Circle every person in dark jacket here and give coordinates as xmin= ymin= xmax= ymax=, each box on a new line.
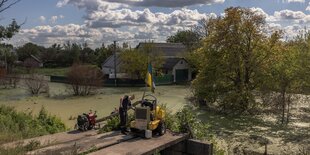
xmin=119 ymin=94 xmax=135 ymax=134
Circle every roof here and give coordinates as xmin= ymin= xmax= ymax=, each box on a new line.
xmin=136 ymin=43 xmax=186 ymax=58
xmin=29 ymin=55 xmax=42 ymax=63
xmin=102 ymin=53 xmax=122 ymax=72
xmin=162 ymin=58 xmax=186 ymax=69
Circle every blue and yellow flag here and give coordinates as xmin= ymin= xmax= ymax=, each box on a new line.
xmin=146 ymin=63 xmax=155 ymax=93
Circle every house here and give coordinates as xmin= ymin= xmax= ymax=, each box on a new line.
xmin=101 ymin=42 xmax=192 ymax=83
xmin=136 ymin=42 xmax=186 ymax=58
xmin=101 ymin=53 xmax=130 ymax=79
xmin=23 ymin=55 xmax=43 ymax=68
xmin=161 ymin=58 xmax=192 ymax=83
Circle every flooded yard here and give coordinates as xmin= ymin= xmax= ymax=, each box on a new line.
xmin=0 ymin=83 xmax=191 ymax=128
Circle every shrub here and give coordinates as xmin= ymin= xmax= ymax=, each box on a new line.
xmin=0 ymin=105 xmax=66 ymax=145
xmin=99 ymin=113 xmax=134 ymax=133
xmin=99 ymin=116 xmax=120 ymax=133
xmin=24 ymin=74 xmax=49 ymax=95
xmin=67 ymin=64 xmax=103 ymax=96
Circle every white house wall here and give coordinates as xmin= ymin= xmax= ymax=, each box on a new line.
xmin=172 ymin=59 xmax=192 ymax=82
xmin=102 ymin=67 xmax=113 ymax=75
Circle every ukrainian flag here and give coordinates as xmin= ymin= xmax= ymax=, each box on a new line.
xmin=146 ymin=63 xmax=155 ymax=93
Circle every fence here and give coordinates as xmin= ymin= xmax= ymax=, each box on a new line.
xmin=50 ymin=74 xmax=175 ymax=87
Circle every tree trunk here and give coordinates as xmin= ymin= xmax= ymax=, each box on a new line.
xmin=281 ymin=90 xmax=286 ymax=125
xmin=286 ymin=95 xmax=291 ymax=124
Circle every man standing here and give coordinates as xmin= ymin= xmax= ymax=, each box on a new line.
xmin=119 ymin=94 xmax=135 ymax=134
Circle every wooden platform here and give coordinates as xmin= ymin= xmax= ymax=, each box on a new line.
xmin=89 ymin=131 xmax=189 ymax=155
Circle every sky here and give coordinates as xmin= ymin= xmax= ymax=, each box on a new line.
xmin=1 ymin=0 xmax=310 ymax=48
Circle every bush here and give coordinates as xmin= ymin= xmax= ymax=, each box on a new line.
xmin=0 ymin=105 xmax=66 ymax=145
xmin=99 ymin=116 xmax=120 ymax=133
xmin=24 ymin=74 xmax=49 ymax=95
xmin=163 ymin=105 xmax=210 ymax=140
xmin=67 ymin=64 xmax=103 ymax=96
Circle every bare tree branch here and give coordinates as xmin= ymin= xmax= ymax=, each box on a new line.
xmin=0 ymin=0 xmax=21 ymax=13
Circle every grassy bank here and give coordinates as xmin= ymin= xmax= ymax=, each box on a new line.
xmin=0 ymin=105 xmax=66 ymax=145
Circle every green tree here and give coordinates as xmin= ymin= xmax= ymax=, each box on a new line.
xmin=192 ymin=7 xmax=271 ymax=114
xmin=94 ymin=44 xmax=113 ymax=68
xmin=16 ymin=42 xmax=43 ymax=61
xmin=120 ymin=43 xmax=164 ymax=79
xmin=167 ymin=30 xmax=201 ymax=50
xmin=262 ymin=32 xmax=310 ymax=124
xmin=0 ymin=19 xmax=20 ymax=40
xmin=0 ymin=44 xmax=17 ymax=73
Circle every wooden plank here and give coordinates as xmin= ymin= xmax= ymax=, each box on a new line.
xmin=96 ymin=101 xmax=141 ymax=123
xmin=89 ymin=131 xmax=189 ymax=155
xmin=26 ymin=131 xmax=136 ymax=155
xmin=2 ymin=101 xmax=141 ymax=149
xmin=1 ymin=130 xmax=98 ymax=149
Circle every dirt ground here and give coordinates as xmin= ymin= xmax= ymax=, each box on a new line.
xmin=196 ymin=95 xmax=310 ymax=155
xmin=0 ymin=83 xmax=191 ymax=128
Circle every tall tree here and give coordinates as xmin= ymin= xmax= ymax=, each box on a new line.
xmin=167 ymin=30 xmax=200 ymax=50
xmin=120 ymin=43 xmax=164 ymax=79
xmin=16 ymin=42 xmax=42 ymax=61
xmin=0 ymin=0 xmax=21 ymax=13
xmin=94 ymin=43 xmax=113 ymax=68
xmin=192 ymin=7 xmax=271 ymax=114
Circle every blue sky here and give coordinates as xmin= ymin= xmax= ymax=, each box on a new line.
xmin=1 ymin=0 xmax=310 ymax=48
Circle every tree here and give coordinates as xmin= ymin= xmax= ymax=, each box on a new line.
xmin=0 ymin=0 xmax=21 ymax=41
xmin=167 ymin=30 xmax=200 ymax=50
xmin=0 ymin=44 xmax=17 ymax=73
xmin=192 ymin=7 xmax=271 ymax=114
xmin=262 ymin=32 xmax=310 ymax=124
xmin=24 ymin=74 xmax=49 ymax=95
xmin=94 ymin=44 xmax=113 ymax=68
xmin=0 ymin=19 xmax=20 ymax=40
xmin=16 ymin=42 xmax=42 ymax=61
xmin=67 ymin=64 xmax=103 ymax=96
xmin=80 ymin=43 xmax=96 ymax=64
xmin=0 ymin=0 xmax=21 ymax=13
xmin=120 ymin=43 xmax=164 ymax=79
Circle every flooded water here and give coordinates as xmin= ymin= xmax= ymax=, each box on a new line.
xmin=0 ymin=83 xmax=191 ymax=128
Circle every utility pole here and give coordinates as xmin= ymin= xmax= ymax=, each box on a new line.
xmin=113 ymin=41 xmax=117 ymax=87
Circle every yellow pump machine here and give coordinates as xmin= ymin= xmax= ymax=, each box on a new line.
xmin=130 ymin=94 xmax=166 ymax=137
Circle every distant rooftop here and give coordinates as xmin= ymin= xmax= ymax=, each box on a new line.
xmin=136 ymin=42 xmax=186 ymax=58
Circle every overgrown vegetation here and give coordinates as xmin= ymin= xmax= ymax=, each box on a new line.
xmin=99 ymin=104 xmax=212 ymax=140
xmin=99 ymin=115 xmax=120 ymax=133
xmin=67 ymin=64 xmax=103 ymax=96
xmin=0 ymin=105 xmax=66 ymax=145
xmin=120 ymin=43 xmax=164 ymax=79
xmin=24 ymin=74 xmax=49 ymax=95
xmin=182 ymin=7 xmax=310 ymax=125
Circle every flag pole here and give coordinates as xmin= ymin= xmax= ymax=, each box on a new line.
xmin=142 ymin=56 xmax=149 ymax=101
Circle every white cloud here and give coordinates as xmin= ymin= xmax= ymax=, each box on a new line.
xmin=85 ymin=8 xmax=216 ymax=28
xmin=306 ymin=2 xmax=310 ymax=11
xmin=39 ymin=16 xmax=46 ymax=23
xmin=50 ymin=16 xmax=58 ymax=24
xmin=11 ymin=1 xmax=307 ymax=48
xmin=287 ymin=0 xmax=305 ymax=3
xmin=57 ymin=0 xmax=224 ymax=8
xmin=10 ymin=24 xmax=137 ymax=48
xmin=274 ymin=9 xmax=306 ymax=19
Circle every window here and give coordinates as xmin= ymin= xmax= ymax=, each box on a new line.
xmin=180 ymin=60 xmax=183 ymax=64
